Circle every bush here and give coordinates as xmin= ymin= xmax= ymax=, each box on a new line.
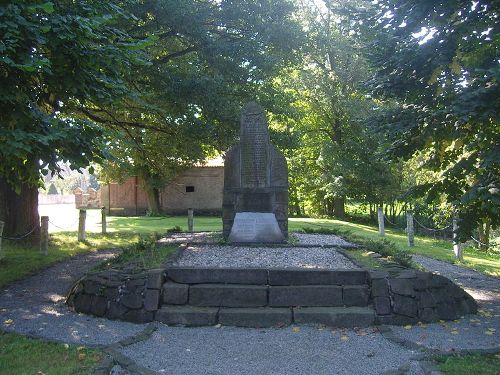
xmin=359 ymin=238 xmax=413 ymax=268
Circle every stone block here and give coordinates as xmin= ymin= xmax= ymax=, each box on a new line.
xmin=419 ymin=308 xmax=439 ymax=323
xmin=371 ymin=279 xmax=389 ymax=297
xmin=104 ymin=287 xmax=119 ymax=300
xmin=106 ymin=302 xmax=128 ymax=319
xmin=219 ymin=307 xmax=292 ymax=328
xmin=166 ymin=267 xmax=268 ymax=284
xmin=268 ymin=269 xmax=367 ymax=286
xmin=144 ymin=289 xmax=160 ymax=311
xmin=83 ymin=280 xmax=100 ymax=295
xmin=126 ymin=278 xmax=146 ymax=287
xmin=293 ymin=307 xmax=375 ymax=327
xmin=123 ymin=309 xmax=154 ymax=324
xmin=189 ymin=284 xmax=267 ymax=307
xmin=269 ymin=285 xmax=342 ymax=307
xmin=155 ymin=306 xmax=218 ymax=326
xmin=90 ymin=296 xmax=108 ymax=317
xmin=146 ymin=269 xmax=164 ymax=289
xmin=389 ymin=278 xmax=415 ymax=297
xmin=343 ymin=286 xmax=369 ymax=306
xmin=417 ymin=290 xmax=438 ymax=309
xmin=74 ymin=294 xmax=92 ymax=314
xmin=373 ymin=297 xmax=392 ymax=315
xmin=120 ymin=292 xmax=143 ymax=309
xmin=436 ymin=302 xmax=461 ymax=320
xmin=392 ymin=294 xmax=418 ymax=318
xmin=162 ymin=282 xmax=189 ymax=305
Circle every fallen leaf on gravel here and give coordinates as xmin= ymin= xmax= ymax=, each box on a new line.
xmin=215 ymin=324 xmax=221 ymax=328
xmin=484 ymin=331 xmax=495 ymax=335
xmin=292 ymin=327 xmax=300 ymax=333
xmin=3 ymin=319 xmax=13 ymax=325
xmin=470 ymin=319 xmax=481 ymax=323
xmin=403 ymin=325 xmax=412 ymax=330
xmin=366 ymin=352 xmax=375 ymax=358
xmin=450 ymin=330 xmax=459 ymax=335
xmin=340 ymin=335 xmax=349 ymax=341
xmin=487 ymin=328 xmax=496 ymax=332
xmin=356 ymin=330 xmax=368 ymax=336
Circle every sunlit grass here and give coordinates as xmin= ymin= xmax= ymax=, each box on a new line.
xmin=0 ymin=331 xmax=103 ymax=375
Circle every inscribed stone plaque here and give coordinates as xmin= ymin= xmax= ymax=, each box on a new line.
xmin=228 ymin=212 xmax=285 ymax=243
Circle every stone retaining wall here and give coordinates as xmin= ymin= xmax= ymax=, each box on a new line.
xmin=67 ymin=266 xmax=477 ymax=327
xmin=370 ymin=270 xmax=477 ymax=325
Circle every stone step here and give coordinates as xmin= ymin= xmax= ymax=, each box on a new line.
xmin=161 ymin=283 xmax=370 ymax=308
xmin=154 ymin=305 xmax=376 ymax=328
xmin=293 ymin=306 xmax=375 ymax=327
xmin=165 ymin=266 xmax=369 ymax=286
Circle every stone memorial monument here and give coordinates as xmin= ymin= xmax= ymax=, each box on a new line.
xmin=223 ymin=102 xmax=288 ymax=242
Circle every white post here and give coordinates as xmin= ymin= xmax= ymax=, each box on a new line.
xmin=406 ymin=211 xmax=415 ymax=247
xmin=452 ymin=213 xmax=463 ymax=261
xmin=0 ymin=220 xmax=4 ymax=261
xmin=377 ymin=207 xmax=385 ymax=236
xmin=188 ymin=208 xmax=194 ymax=233
xmin=101 ymin=207 xmax=107 ymax=234
xmin=78 ymin=209 xmax=86 ymax=242
xmin=40 ymin=216 xmax=49 ymax=256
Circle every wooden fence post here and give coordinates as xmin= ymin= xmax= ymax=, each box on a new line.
xmin=188 ymin=208 xmax=194 ymax=233
xmin=452 ymin=213 xmax=463 ymax=261
xmin=101 ymin=207 xmax=107 ymax=234
xmin=40 ymin=216 xmax=49 ymax=256
xmin=78 ymin=209 xmax=86 ymax=242
xmin=377 ymin=207 xmax=385 ymax=236
xmin=406 ymin=211 xmax=415 ymax=247
xmin=0 ymin=220 xmax=4 ymax=261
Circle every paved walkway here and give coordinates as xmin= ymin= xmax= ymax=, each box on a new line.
xmin=0 ymin=246 xmax=498 ymax=375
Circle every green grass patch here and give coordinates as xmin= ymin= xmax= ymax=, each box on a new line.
xmin=0 ymin=331 xmax=103 ymax=375
xmin=0 ymin=232 xmax=143 ymax=288
xmin=433 ymin=353 xmax=500 ymax=375
xmin=94 ymin=233 xmax=177 ymax=272
xmin=290 ymin=218 xmax=500 ymax=276
xmin=107 ymin=215 xmax=222 ymax=233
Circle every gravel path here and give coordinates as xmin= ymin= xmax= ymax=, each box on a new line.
xmin=0 ymin=249 xmax=145 ymax=346
xmin=173 ymin=245 xmax=359 ymax=269
xmin=295 ymin=233 xmax=355 ymax=247
xmin=119 ymin=325 xmax=419 ymax=375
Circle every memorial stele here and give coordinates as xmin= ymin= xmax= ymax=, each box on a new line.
xmin=223 ymin=102 xmax=288 ymax=243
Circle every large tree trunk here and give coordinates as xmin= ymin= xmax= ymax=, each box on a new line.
xmin=333 ymin=197 xmax=345 ymax=219
xmin=0 ymin=177 xmax=40 ymax=244
xmin=477 ymin=219 xmax=490 ymax=250
xmin=143 ymin=184 xmax=161 ymax=215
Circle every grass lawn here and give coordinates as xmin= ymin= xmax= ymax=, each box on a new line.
xmin=0 ymin=331 xmax=103 ymax=375
xmin=433 ymin=353 xmax=500 ymax=375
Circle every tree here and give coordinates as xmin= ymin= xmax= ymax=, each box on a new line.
xmin=279 ymin=0 xmax=400 ymax=218
xmin=93 ymin=0 xmax=304 ymax=214
xmin=0 ymin=1 xmax=149 ymax=240
xmin=361 ymin=0 xmax=499 ymax=241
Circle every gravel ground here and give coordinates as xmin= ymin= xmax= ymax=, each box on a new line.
xmin=157 ymin=232 xmax=218 ymax=245
xmin=0 ymin=249 xmax=145 ymax=346
xmin=295 ymin=233 xmax=355 ymax=247
xmin=173 ymin=245 xmax=359 ymax=269
xmin=119 ymin=325 xmax=419 ymax=375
